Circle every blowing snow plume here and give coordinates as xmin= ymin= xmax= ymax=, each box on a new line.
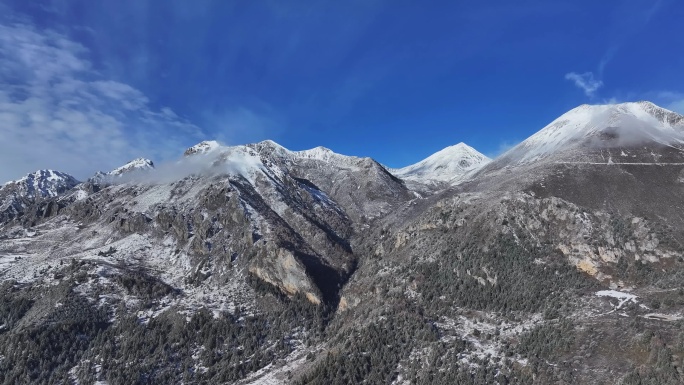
xmin=103 ymin=140 xmax=268 ymax=186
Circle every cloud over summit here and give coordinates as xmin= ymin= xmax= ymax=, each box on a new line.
xmin=565 ymin=72 xmax=603 ymax=98
xmin=0 ymin=22 xmax=206 ymax=184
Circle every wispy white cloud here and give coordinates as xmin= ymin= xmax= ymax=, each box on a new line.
xmin=667 ymin=100 xmax=684 ymax=114
xmin=657 ymin=91 xmax=684 ymax=114
xmin=570 ymin=1 xmax=668 ymax=104
xmin=564 ymin=72 xmax=603 ymax=98
xmin=0 ymin=22 xmax=206 ymax=184
xmin=485 ymin=139 xmax=521 ymax=158
xmin=597 ymin=47 xmax=618 ymax=77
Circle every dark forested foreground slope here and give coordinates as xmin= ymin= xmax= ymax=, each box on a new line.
xmin=2 ymin=102 xmax=684 ymax=384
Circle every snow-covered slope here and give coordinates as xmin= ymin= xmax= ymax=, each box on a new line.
xmin=391 ymin=142 xmax=491 ymax=185
xmin=89 ymin=158 xmax=155 ymax=185
xmin=466 ymin=101 xmax=684 ymax=226
xmin=179 ymin=139 xmax=411 ymax=223
xmin=184 ymin=140 xmax=221 ymax=156
xmin=109 ymin=158 xmax=155 ymax=176
xmin=496 ymin=101 xmax=684 ymax=166
xmin=244 ymin=139 xmax=367 ymax=170
xmin=185 ymin=139 xmax=376 ymax=179
xmin=0 ymin=138 xmax=406 ymax=317
xmin=294 ymin=146 xmax=362 ymax=168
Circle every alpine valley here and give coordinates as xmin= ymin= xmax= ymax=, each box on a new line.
xmin=3 ymin=101 xmax=684 ymax=385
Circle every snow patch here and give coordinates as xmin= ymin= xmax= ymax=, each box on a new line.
xmin=596 ymin=290 xmax=638 ymax=310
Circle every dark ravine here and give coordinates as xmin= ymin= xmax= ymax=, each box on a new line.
xmin=2 ymin=102 xmax=684 ymax=384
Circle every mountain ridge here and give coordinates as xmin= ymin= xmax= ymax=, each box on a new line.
xmin=2 ymin=100 xmax=684 ymax=384
xmin=0 ymin=169 xmax=79 ymax=198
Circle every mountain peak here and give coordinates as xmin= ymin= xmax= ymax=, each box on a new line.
xmin=257 ymin=139 xmax=283 ymax=147
xmin=88 ymin=158 xmax=155 ymax=185
xmin=562 ymin=101 xmax=683 ymax=127
xmin=248 ymin=140 xmax=291 ymax=157
xmin=1 ymin=169 xmax=79 ymax=199
xmin=391 ymin=142 xmax=491 ymax=185
xmin=109 ymin=158 xmax=155 ymax=176
xmin=493 ymin=101 xmax=684 ymax=167
xmin=295 ymin=146 xmax=349 ymax=163
xmin=184 ymin=140 xmax=222 ymax=156
xmin=442 ymin=142 xmax=480 ymax=153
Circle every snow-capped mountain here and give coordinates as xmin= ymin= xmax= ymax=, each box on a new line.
xmin=247 ymin=139 xmax=383 ymax=172
xmin=180 ymin=139 xmax=411 ymax=223
xmin=494 ymin=101 xmax=684 ymax=167
xmin=109 ymin=158 xmax=155 ymax=176
xmin=469 ymin=101 xmax=684 ymax=236
xmin=184 ymin=140 xmax=221 ymax=156
xmin=176 ymin=140 xmax=365 ymax=182
xmin=4 ymin=102 xmax=684 ymax=384
xmin=89 ymin=158 xmax=155 ymax=185
xmin=0 ymin=169 xmax=79 ymax=199
xmin=0 ymin=138 xmax=409 ymax=311
xmin=390 ymin=142 xmax=490 ymax=186
xmin=0 ymin=169 xmax=79 ymax=222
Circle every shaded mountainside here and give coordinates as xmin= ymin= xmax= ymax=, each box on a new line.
xmin=2 ymin=102 xmax=684 ymax=384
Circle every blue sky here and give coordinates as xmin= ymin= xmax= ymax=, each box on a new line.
xmin=1 ymin=0 xmax=684 ymax=182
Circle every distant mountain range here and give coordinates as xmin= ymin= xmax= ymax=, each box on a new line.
xmin=2 ymin=101 xmax=684 ymax=384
